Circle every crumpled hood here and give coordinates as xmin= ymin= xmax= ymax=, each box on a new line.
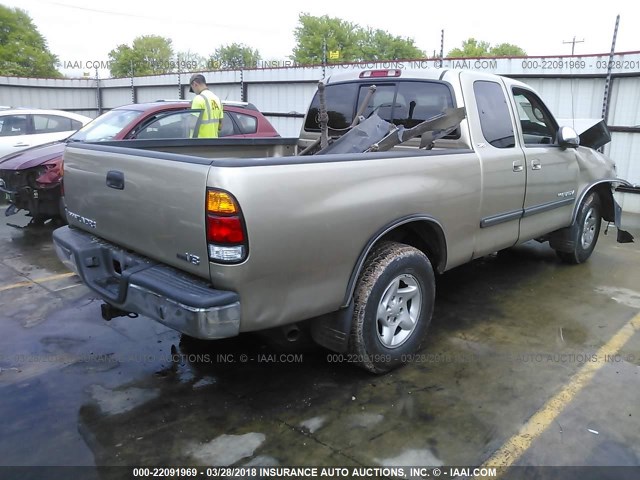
xmin=0 ymin=142 xmax=65 ymax=171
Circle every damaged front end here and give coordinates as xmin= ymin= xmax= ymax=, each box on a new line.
xmin=0 ymin=158 xmax=64 ymax=222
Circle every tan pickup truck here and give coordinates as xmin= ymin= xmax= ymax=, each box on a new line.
xmin=52 ymin=69 xmax=637 ymax=373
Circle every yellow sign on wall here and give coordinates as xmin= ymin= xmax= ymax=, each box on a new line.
xmin=328 ymin=51 xmax=340 ymax=60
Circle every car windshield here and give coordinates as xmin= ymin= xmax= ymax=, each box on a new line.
xmin=69 ymin=109 xmax=142 ymax=142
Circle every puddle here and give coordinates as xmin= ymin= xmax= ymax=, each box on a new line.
xmin=376 ymin=448 xmax=443 ymax=467
xmin=349 ymin=413 xmax=384 ymax=429
xmin=88 ymin=384 xmax=160 ymax=415
xmin=594 ymin=286 xmax=640 ymax=309
xmin=193 ymin=377 xmax=216 ymax=389
xmin=244 ymin=455 xmax=279 ymax=467
xmin=300 ymin=416 xmax=326 ymax=433
xmin=185 ymin=433 xmax=266 ymax=466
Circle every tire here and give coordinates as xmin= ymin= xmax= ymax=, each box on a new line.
xmin=556 ymin=192 xmax=601 ymax=264
xmin=349 ymin=242 xmax=435 ymax=373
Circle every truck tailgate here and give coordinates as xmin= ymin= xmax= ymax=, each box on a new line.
xmin=62 ymin=143 xmax=211 ymax=279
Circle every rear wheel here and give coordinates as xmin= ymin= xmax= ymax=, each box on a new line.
xmin=556 ymin=192 xmax=601 ymax=264
xmin=349 ymin=242 xmax=435 ymax=373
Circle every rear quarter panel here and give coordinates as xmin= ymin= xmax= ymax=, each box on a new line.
xmin=207 ymin=151 xmax=481 ymax=332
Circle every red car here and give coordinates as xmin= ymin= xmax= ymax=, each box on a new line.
xmin=0 ymin=101 xmax=279 ymax=224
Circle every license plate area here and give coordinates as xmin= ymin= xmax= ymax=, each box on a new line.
xmin=78 ymin=245 xmax=154 ymax=304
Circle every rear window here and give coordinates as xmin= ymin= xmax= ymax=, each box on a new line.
xmin=304 ymin=80 xmax=456 ymax=133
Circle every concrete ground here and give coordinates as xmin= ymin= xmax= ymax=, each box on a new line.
xmin=0 ymin=211 xmax=638 ymax=479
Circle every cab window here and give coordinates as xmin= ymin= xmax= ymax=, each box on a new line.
xmin=473 ymin=81 xmax=515 ymax=148
xmin=304 ymin=80 xmax=457 ymax=135
xmin=392 ymin=82 xmax=455 ymax=129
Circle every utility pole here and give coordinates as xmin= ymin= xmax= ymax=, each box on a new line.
xmin=440 ymin=29 xmax=444 ymax=61
xmin=130 ymin=60 xmax=135 ymax=103
xmin=95 ymin=66 xmax=102 ymax=115
xmin=563 ymin=36 xmax=584 ymax=55
xmin=601 ymin=15 xmax=620 ymax=123
xmin=322 ymin=37 xmax=327 ymax=79
xmin=177 ymin=54 xmax=182 ymax=100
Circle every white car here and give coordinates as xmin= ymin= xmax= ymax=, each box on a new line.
xmin=0 ymin=108 xmax=92 ymax=157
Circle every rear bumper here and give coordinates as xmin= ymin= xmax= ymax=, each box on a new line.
xmin=52 ymin=226 xmax=241 ymax=339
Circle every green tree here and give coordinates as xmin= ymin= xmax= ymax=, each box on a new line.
xmin=490 ymin=43 xmax=527 ymax=57
xmin=447 ymin=38 xmax=491 ymax=58
xmin=0 ymin=5 xmax=61 ymax=77
xmin=291 ymin=14 xmax=425 ymax=64
xmin=447 ymin=38 xmax=527 ymax=58
xmin=176 ymin=50 xmax=206 ymax=71
xmin=292 ymin=14 xmax=362 ymax=64
xmin=209 ymin=43 xmax=260 ymax=69
xmin=360 ymin=28 xmax=425 ymax=61
xmin=108 ymin=35 xmax=174 ymax=77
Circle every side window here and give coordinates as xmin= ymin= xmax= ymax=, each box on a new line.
xmin=473 ymin=81 xmax=515 ymax=148
xmin=0 ymin=115 xmax=29 ymax=136
xmin=33 ymin=114 xmax=74 ymax=133
xmin=512 ymin=88 xmax=558 ymax=145
xmin=71 ymin=119 xmax=84 ymax=130
xmin=228 ymin=112 xmax=257 ymax=134
xmin=133 ymin=110 xmax=200 ymax=139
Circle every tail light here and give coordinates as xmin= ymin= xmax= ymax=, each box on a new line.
xmin=206 ymin=189 xmax=247 ymax=263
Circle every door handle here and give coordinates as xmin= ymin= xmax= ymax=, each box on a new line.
xmin=13 ymin=143 xmax=29 ymax=147
xmin=512 ymin=161 xmax=524 ymax=172
xmin=106 ymin=170 xmax=125 ymax=190
xmin=531 ymin=159 xmax=542 ymax=170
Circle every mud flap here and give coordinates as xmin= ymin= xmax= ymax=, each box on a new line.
xmin=613 ymin=185 xmax=640 ymax=243
xmin=309 ymin=304 xmax=355 ymax=353
xmin=613 ymin=200 xmax=634 ymax=243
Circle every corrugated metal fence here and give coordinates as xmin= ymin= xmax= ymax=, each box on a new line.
xmin=2 ymin=52 xmax=639 ymax=212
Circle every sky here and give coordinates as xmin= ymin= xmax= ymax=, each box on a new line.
xmin=3 ymin=0 xmax=640 ymax=77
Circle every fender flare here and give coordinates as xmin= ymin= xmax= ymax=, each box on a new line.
xmin=572 ymin=178 xmax=630 ymax=224
xmin=341 ymin=214 xmax=447 ymax=307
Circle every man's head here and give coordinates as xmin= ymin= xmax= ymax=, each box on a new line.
xmin=189 ymin=73 xmax=207 ymax=94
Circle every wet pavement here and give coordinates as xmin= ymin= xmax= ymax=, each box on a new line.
xmin=0 ymin=211 xmax=639 ymax=479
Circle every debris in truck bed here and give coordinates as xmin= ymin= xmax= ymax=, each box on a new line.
xmin=314 ymin=108 xmax=466 ymax=155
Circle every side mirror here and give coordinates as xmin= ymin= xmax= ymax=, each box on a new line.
xmin=558 ymin=126 xmax=579 ymax=148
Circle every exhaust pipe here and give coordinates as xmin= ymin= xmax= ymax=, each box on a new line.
xmin=283 ymin=325 xmax=301 ymax=342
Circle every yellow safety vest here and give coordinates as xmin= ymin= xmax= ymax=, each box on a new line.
xmin=191 ymin=90 xmax=223 ymax=138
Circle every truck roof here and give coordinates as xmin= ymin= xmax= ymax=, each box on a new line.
xmin=324 ymin=68 xmax=535 ymax=92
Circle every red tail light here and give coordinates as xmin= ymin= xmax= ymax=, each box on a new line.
xmin=206 ymin=216 xmax=244 ymax=244
xmin=206 ymin=189 xmax=247 ymax=263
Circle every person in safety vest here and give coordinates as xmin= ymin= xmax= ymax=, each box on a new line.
xmin=188 ymin=73 xmax=223 ymax=138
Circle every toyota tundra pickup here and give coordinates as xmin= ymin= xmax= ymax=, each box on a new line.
xmin=52 ymin=68 xmax=637 ymax=373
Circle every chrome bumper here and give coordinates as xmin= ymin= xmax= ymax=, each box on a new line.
xmin=52 ymin=226 xmax=241 ymax=339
